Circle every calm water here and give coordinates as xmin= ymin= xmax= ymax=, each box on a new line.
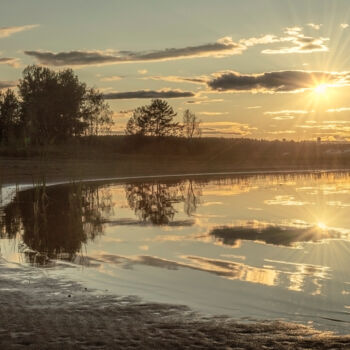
xmin=1 ymin=172 xmax=350 ymax=333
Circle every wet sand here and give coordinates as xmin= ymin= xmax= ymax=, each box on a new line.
xmin=2 ymin=158 xmax=350 ymax=349
xmin=1 ymin=259 xmax=350 ymax=349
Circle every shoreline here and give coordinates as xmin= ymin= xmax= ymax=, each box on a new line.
xmin=2 ymin=156 xmax=350 ymax=186
xmin=1 ymin=156 xmax=350 ymax=187
xmin=1 ymin=258 xmax=350 ymax=349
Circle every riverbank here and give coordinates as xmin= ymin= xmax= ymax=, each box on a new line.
xmin=1 ymin=258 xmax=350 ymax=349
xmin=2 ymin=156 xmax=350 ymax=186
xmin=1 ymin=136 xmax=350 ymax=184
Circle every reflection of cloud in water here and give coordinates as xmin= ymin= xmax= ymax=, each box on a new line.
xmin=99 ymin=254 xmax=278 ymax=286
xmin=98 ymin=253 xmax=330 ymax=293
xmin=210 ymin=222 xmax=349 ymax=247
xmin=326 ymin=201 xmax=350 ymax=208
xmin=265 ymin=195 xmax=312 ymax=206
xmin=264 ymin=259 xmax=331 ymax=295
xmin=202 ymin=201 xmax=223 ymax=207
xmin=296 ymin=183 xmax=350 ymax=195
xmin=203 ymin=185 xmax=258 ymax=197
xmin=184 ymin=255 xmax=277 ymax=286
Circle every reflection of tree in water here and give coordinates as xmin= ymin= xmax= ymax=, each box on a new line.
xmin=0 ymin=183 xmax=113 ymax=265
xmin=180 ymin=180 xmax=202 ymax=216
xmin=125 ymin=180 xmax=202 ymax=225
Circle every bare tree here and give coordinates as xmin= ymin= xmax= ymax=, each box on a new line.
xmin=182 ymin=109 xmax=201 ymax=138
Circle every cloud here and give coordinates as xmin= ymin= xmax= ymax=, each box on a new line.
xmin=326 ymin=107 xmax=350 ymax=113
xmin=100 ymin=75 xmax=123 ymax=82
xmin=261 ymin=27 xmax=328 ymax=54
xmin=141 ymin=75 xmax=207 ymax=85
xmin=208 ymin=70 xmax=347 ymax=94
xmin=271 ymin=116 xmax=295 ymax=120
xmin=201 ymin=121 xmax=256 ymax=136
xmin=267 ymin=130 xmax=296 ymax=134
xmin=138 ymin=69 xmax=148 ymax=74
xmin=25 ymin=36 xmax=244 ymax=66
xmin=265 ymin=110 xmax=312 ymax=120
xmin=234 ymin=26 xmax=328 ymax=55
xmin=298 ymin=120 xmax=350 ymax=130
xmin=264 ymin=110 xmax=310 ymax=116
xmin=185 ymin=98 xmax=224 ymax=105
xmin=307 ymin=23 xmax=322 ymax=30
xmin=0 ymin=81 xmax=17 ymax=89
xmin=284 ymin=27 xmax=303 ymax=35
xmin=0 ymin=24 xmax=39 ymax=38
xmin=200 ymin=111 xmax=229 ymax=116
xmin=0 ymin=57 xmax=20 ymax=68
xmin=104 ymin=89 xmax=195 ymax=99
xmin=240 ymin=34 xmax=281 ymax=47
xmin=296 ymin=121 xmax=350 ymax=141
xmin=341 ymin=23 xmax=349 ymax=29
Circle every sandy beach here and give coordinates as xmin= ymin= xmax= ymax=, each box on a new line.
xmin=1 ymin=257 xmax=350 ymax=349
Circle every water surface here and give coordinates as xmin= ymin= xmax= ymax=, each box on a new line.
xmin=1 ymin=172 xmax=350 ymax=333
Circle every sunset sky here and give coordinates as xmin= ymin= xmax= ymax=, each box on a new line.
xmin=1 ymin=0 xmax=350 ymax=140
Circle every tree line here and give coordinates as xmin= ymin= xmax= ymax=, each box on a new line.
xmin=0 ymin=65 xmax=202 ymax=146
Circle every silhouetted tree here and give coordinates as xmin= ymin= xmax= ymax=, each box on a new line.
xmin=18 ymin=65 xmax=113 ymax=144
xmin=0 ymin=89 xmax=20 ymax=144
xmin=83 ymin=88 xmax=113 ymax=136
xmin=182 ymin=109 xmax=201 ymax=138
xmin=125 ymin=99 xmax=182 ymax=137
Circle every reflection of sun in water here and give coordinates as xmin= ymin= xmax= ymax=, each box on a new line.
xmin=317 ymin=221 xmax=327 ymax=230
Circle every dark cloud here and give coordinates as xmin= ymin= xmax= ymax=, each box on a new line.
xmin=0 ymin=57 xmax=20 ymax=67
xmin=208 ymin=70 xmax=345 ymax=93
xmin=24 ymin=37 xmax=243 ymax=66
xmin=23 ymin=27 xmax=329 ymax=68
xmin=0 ymin=81 xmax=16 ymax=89
xmin=142 ymin=75 xmax=207 ymax=85
xmin=104 ymin=89 xmax=195 ymax=99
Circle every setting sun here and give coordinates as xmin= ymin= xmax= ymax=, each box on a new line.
xmin=314 ymin=84 xmax=328 ymax=95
